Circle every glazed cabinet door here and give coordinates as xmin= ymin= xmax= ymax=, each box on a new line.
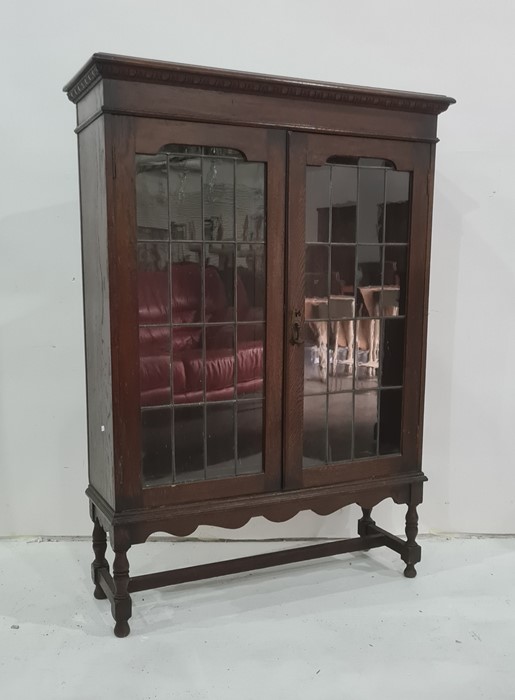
xmin=283 ymin=132 xmax=432 ymax=489
xmin=108 ymin=116 xmax=285 ymax=507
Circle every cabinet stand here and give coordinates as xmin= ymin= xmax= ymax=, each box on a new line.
xmin=89 ymin=478 xmax=423 ymax=637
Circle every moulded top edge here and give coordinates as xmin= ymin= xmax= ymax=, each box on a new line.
xmin=63 ymin=52 xmax=455 ymax=115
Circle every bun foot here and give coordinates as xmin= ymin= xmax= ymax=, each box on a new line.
xmin=94 ymin=584 xmax=107 ymax=600
xmin=114 ymin=620 xmax=130 ymax=638
xmin=404 ymin=564 xmax=417 ymax=578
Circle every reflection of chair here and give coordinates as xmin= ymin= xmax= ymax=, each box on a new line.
xmin=357 ymin=287 xmax=381 ymax=377
xmin=305 ymin=296 xmax=355 ymax=381
xmin=304 ymin=298 xmax=328 ymax=380
xmin=306 ymin=284 xmax=401 ymax=383
xmin=328 ymin=297 xmax=355 ymax=377
xmin=356 ymin=285 xmax=400 ymax=377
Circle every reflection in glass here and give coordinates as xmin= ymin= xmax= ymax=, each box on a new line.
xmin=385 ymin=171 xmax=410 ymax=243
xmin=328 ymin=393 xmax=352 ymax=462
xmin=205 ymin=244 xmax=235 ymax=321
xmin=192 ymin=147 xmax=244 ymax=158
xmin=328 ymin=318 xmax=354 ymax=392
xmin=237 ymin=244 xmax=265 ymax=320
xmin=169 ymin=155 xmax=202 ymax=240
xmin=328 ymin=295 xmax=355 ymax=320
xmin=141 ymin=407 xmax=172 ymax=483
xmin=236 ymin=323 xmax=264 ymax=398
xmin=358 ymin=158 xmax=393 ymax=168
xmin=384 ymin=246 xmax=407 ymax=315
xmin=381 ymin=319 xmax=405 ymax=387
xmin=357 ymin=168 xmax=385 ymax=244
xmin=135 ymin=147 xmax=267 ymax=486
xmin=171 ymin=240 xmax=202 ymax=265
xmin=304 ymin=317 xmax=354 ymax=394
xmin=136 ymin=155 xmax=168 ymax=240
xmin=205 ymin=325 xmax=234 ymax=401
xmin=140 ymin=326 xmax=171 ymax=407
xmin=159 ymin=144 xmax=202 ymax=155
xmin=331 ymin=247 xmax=355 ymax=300
xmin=170 ymin=243 xmax=202 ymax=324
xmin=354 ymin=391 xmax=378 ymax=458
xmin=137 ymin=242 xmax=170 ymax=325
xmin=331 ymin=166 xmax=357 ymax=243
xmin=170 ymin=321 xmax=202 ymax=357
xmin=302 ymin=161 xmax=411 ymax=469
xmin=304 ymin=321 xmax=328 ymax=393
xmin=303 ymin=395 xmax=327 ymax=467
xmin=327 ymin=157 xmax=394 ymax=168
xmin=175 ymin=326 xmax=204 ymax=399
xmin=174 ymin=405 xmax=205 ymax=482
xmin=357 ymin=245 xmax=383 ymax=294
xmin=381 ymin=287 xmax=401 ymax=316
xmin=206 ymin=403 xmax=235 ymax=477
xmin=306 ymin=166 xmax=331 ymax=243
xmin=305 ymin=298 xmax=327 ymax=321
xmin=379 ymin=389 xmax=403 ymax=454
xmin=203 ymin=148 xmax=242 ymax=158
xmin=355 ymin=317 xmax=380 ymax=390
xmin=237 ymin=400 xmax=263 ymax=474
xmin=203 ymin=158 xmax=234 ymax=240
xmin=236 ymin=162 xmax=265 ymax=241
xmin=305 ymin=245 xmax=329 ymax=299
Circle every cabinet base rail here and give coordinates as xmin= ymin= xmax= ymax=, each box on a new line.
xmin=97 ymin=534 xmax=388 ymax=599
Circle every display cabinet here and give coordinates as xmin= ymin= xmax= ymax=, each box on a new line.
xmin=64 ymin=53 xmax=454 ymax=636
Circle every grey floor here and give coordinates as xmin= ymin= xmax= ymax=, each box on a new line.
xmin=1 ymin=536 xmax=514 ymax=699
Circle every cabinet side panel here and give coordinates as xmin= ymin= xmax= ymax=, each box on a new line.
xmin=78 ymin=117 xmax=115 ymax=505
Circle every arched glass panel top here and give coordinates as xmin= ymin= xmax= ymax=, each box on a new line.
xmin=158 ymin=144 xmax=246 ymax=159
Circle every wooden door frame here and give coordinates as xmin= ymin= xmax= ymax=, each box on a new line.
xmin=283 ymin=131 xmax=432 ymax=490
xmin=107 ymin=116 xmax=286 ymax=509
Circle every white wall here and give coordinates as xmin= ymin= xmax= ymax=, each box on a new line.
xmin=1 ymin=0 xmax=514 ymax=537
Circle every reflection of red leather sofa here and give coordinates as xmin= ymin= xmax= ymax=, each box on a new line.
xmin=139 ymin=263 xmax=263 ymax=407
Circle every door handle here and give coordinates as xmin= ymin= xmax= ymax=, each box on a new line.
xmin=291 ymin=309 xmax=304 ymax=345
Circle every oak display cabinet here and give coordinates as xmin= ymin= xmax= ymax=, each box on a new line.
xmin=64 ymin=53 xmax=454 ymax=637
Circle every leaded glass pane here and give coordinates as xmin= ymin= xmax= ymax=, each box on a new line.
xmin=303 ymin=160 xmax=410 ymax=466
xmin=136 ymin=149 xmax=266 ymax=485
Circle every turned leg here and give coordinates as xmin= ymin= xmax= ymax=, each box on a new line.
xmin=357 ymin=507 xmax=376 ymax=551
xmin=357 ymin=507 xmax=375 ymax=537
xmin=112 ymin=543 xmax=132 ymax=638
xmin=402 ymin=503 xmax=421 ymax=578
xmin=91 ymin=519 xmax=109 ymax=600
